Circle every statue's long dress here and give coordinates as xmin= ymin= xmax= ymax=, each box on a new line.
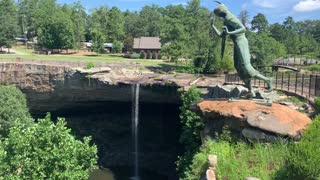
xmin=231 ymin=33 xmax=258 ymax=80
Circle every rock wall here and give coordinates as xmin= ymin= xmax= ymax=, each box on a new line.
xmin=0 ymin=62 xmax=181 ymax=113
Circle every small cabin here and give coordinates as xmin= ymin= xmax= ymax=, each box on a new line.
xmin=133 ymin=37 xmax=161 ymax=53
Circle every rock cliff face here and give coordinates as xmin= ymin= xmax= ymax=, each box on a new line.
xmin=194 ymin=100 xmax=312 ymax=141
xmin=0 ymin=62 xmax=186 ymax=113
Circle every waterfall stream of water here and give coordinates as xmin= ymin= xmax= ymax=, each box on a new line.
xmin=131 ymin=84 xmax=140 ymax=180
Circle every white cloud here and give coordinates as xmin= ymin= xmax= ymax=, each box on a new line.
xmin=252 ymin=0 xmax=297 ymax=8
xmin=293 ymin=0 xmax=320 ymax=12
xmin=253 ymin=0 xmax=275 ymax=8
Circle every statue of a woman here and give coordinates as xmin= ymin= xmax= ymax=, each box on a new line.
xmin=211 ymin=2 xmax=272 ymax=97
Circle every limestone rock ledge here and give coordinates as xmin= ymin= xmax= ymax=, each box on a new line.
xmin=194 ymin=100 xmax=312 ymax=140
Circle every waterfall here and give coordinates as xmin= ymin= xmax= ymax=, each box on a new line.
xmin=131 ymin=84 xmax=140 ymax=180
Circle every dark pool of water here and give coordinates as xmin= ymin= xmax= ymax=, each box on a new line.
xmin=35 ymin=101 xmax=182 ymax=180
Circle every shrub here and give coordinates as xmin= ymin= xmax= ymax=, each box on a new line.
xmin=0 ymin=114 xmax=98 ymax=179
xmin=0 ymin=85 xmax=33 ymax=137
xmin=152 ymin=52 xmax=157 ymax=59
xmin=146 ymin=51 xmax=152 ymax=59
xmin=177 ymin=86 xmax=203 ymax=178
xmin=306 ymin=64 xmax=320 ymax=72
xmin=314 ymin=97 xmax=320 ymax=113
xmin=287 ymin=115 xmax=320 ymax=179
xmin=193 ymin=56 xmax=206 ymax=70
xmin=139 ymin=51 xmax=145 ymax=59
xmin=130 ymin=53 xmax=140 ymax=59
xmin=185 ymin=140 xmax=289 ymax=180
xmin=112 ymin=41 xmax=122 ymax=53
xmin=85 ymin=62 xmax=95 ymax=69
xmin=158 ymin=53 xmax=162 ymax=60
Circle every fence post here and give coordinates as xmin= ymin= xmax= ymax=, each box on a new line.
xmin=275 ymin=72 xmax=278 ymax=89
xmin=281 ymin=72 xmax=284 ymax=90
xmin=288 ymin=72 xmax=291 ymax=92
xmin=302 ymin=74 xmax=305 ymax=96
xmin=315 ymin=75 xmax=318 ymax=97
xmin=295 ymin=73 xmax=298 ymax=93
xmin=309 ymin=74 xmax=312 ymax=98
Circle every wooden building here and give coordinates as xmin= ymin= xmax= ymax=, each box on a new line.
xmin=133 ymin=37 xmax=161 ymax=53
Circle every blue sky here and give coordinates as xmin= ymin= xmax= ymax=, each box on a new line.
xmin=57 ymin=0 xmax=320 ymax=23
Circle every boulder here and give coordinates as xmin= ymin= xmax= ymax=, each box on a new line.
xmin=194 ymin=100 xmax=312 ymax=139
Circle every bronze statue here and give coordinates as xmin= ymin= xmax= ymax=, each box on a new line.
xmin=211 ymin=2 xmax=272 ymax=97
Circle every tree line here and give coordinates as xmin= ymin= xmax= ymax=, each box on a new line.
xmin=0 ymin=0 xmax=319 ymax=71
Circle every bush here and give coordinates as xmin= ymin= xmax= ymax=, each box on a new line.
xmin=0 ymin=114 xmax=98 ymax=179
xmin=287 ymin=115 xmax=320 ymax=179
xmin=139 ymin=51 xmax=145 ymax=59
xmin=184 ymin=140 xmax=289 ymax=180
xmin=146 ymin=51 xmax=152 ymax=59
xmin=177 ymin=86 xmax=203 ymax=178
xmin=112 ymin=41 xmax=122 ymax=53
xmin=152 ymin=52 xmax=157 ymax=59
xmin=0 ymin=85 xmax=33 ymax=137
xmin=315 ymin=97 xmax=320 ymax=113
xmin=130 ymin=53 xmax=140 ymax=59
xmin=84 ymin=62 xmax=95 ymax=69
xmin=306 ymin=64 xmax=320 ymax=72
xmin=193 ymin=56 xmax=206 ymax=70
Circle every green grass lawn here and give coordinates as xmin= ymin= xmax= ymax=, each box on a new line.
xmin=0 ymin=46 xmax=194 ymax=71
xmin=0 ymin=51 xmax=170 ymax=67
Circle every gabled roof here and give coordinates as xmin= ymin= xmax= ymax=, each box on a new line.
xmin=133 ymin=37 xmax=161 ymax=50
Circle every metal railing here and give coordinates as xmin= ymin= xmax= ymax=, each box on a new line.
xmin=225 ymin=72 xmax=320 ymax=100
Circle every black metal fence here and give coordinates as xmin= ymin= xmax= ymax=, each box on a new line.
xmin=225 ymin=72 xmax=320 ymax=99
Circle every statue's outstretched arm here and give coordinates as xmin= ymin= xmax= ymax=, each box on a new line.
xmin=211 ymin=18 xmax=223 ymax=37
xmin=211 ymin=24 xmax=224 ymax=37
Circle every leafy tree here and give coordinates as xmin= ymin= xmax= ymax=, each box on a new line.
xmin=17 ymin=0 xmax=40 ymax=40
xmin=91 ymin=28 xmax=105 ymax=54
xmin=89 ymin=6 xmax=109 ymax=39
xmin=32 ymin=0 xmax=75 ymax=50
xmin=0 ymin=85 xmax=33 ymax=137
xmin=139 ymin=5 xmax=162 ymax=37
xmin=112 ymin=40 xmax=122 ymax=53
xmin=0 ymin=115 xmax=97 ymax=179
xmin=106 ymin=7 xmax=125 ymax=42
xmin=282 ymin=16 xmax=295 ymax=30
xmin=123 ymin=36 xmax=133 ymax=52
xmin=37 ymin=8 xmax=75 ymax=50
xmin=160 ymin=5 xmax=190 ymax=60
xmin=0 ymin=0 xmax=19 ymax=51
xmin=68 ymin=2 xmax=87 ymax=49
xmin=249 ymin=32 xmax=286 ymax=69
xmin=124 ymin=11 xmax=142 ymax=38
xmin=270 ymin=23 xmax=286 ymax=42
xmin=251 ymin=13 xmax=269 ymax=33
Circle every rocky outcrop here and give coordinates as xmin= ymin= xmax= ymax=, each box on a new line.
xmin=0 ymin=62 xmax=225 ymax=113
xmin=194 ymin=100 xmax=312 ymax=140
